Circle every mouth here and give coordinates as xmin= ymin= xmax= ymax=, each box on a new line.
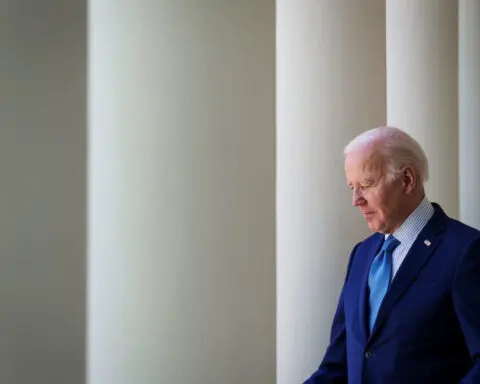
xmin=362 ymin=211 xmax=375 ymax=218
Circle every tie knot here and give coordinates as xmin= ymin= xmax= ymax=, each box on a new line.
xmin=381 ymin=235 xmax=400 ymax=253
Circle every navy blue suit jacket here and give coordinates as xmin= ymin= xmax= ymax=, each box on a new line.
xmin=305 ymin=204 xmax=480 ymax=384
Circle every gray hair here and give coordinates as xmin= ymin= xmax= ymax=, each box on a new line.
xmin=344 ymin=126 xmax=429 ymax=184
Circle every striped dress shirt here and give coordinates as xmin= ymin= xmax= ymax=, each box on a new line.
xmin=386 ymin=196 xmax=435 ymax=280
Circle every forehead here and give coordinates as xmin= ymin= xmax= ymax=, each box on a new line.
xmin=345 ymin=149 xmax=385 ymax=181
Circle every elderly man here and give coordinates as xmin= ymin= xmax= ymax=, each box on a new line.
xmin=305 ymin=127 xmax=480 ymax=384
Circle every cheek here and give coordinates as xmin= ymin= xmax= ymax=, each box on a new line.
xmin=376 ymin=193 xmax=399 ymax=219
xmin=367 ymin=193 xmax=391 ymax=217
xmin=366 ymin=191 xmax=384 ymax=208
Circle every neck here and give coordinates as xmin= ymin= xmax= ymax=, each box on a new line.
xmin=388 ymin=193 xmax=425 ymax=234
xmin=406 ymin=192 xmax=425 ymax=215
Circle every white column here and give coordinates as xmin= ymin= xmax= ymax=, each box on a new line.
xmin=276 ymin=1 xmax=386 ymax=383
xmin=459 ymin=0 xmax=480 ymax=230
xmin=387 ymin=0 xmax=459 ymax=217
xmin=88 ymin=2 xmax=275 ymax=384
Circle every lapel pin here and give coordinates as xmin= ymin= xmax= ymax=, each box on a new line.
xmin=424 ymin=239 xmax=431 ymax=246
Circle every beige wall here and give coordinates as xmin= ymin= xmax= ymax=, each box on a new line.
xmin=0 ymin=1 xmax=86 ymax=383
xmin=88 ymin=1 xmax=275 ymax=383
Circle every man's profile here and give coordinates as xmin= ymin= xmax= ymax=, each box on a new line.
xmin=304 ymin=126 xmax=480 ymax=384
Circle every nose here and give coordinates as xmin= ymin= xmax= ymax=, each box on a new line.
xmin=352 ymin=188 xmax=366 ymax=207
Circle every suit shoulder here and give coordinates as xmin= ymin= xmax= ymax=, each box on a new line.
xmin=444 ymin=217 xmax=480 ymax=244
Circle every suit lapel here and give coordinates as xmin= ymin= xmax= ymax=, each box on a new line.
xmin=358 ymin=234 xmax=384 ymax=344
xmin=368 ymin=204 xmax=448 ymax=341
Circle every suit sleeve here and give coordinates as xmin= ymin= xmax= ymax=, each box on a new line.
xmin=453 ymin=237 xmax=480 ymax=384
xmin=303 ymin=243 xmax=359 ymax=384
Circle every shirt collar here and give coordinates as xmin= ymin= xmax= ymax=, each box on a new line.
xmin=385 ymin=196 xmax=435 ymax=246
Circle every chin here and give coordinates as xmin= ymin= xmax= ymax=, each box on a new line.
xmin=367 ymin=221 xmax=384 ymax=234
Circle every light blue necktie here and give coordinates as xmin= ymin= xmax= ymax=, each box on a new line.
xmin=368 ymin=235 xmax=400 ymax=333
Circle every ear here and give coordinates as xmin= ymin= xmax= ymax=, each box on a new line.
xmin=401 ymin=166 xmax=416 ymax=194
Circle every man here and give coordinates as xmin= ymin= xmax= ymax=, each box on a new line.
xmin=305 ymin=127 xmax=480 ymax=383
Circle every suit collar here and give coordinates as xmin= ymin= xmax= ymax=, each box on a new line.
xmin=364 ymin=203 xmax=449 ymax=344
xmin=424 ymin=202 xmax=449 ymax=235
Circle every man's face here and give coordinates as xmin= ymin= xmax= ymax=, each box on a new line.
xmin=345 ymin=149 xmax=406 ymax=234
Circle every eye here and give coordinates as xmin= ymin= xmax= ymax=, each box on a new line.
xmin=360 ymin=179 xmax=375 ymax=189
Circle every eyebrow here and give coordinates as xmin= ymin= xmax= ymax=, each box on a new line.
xmin=362 ymin=178 xmax=375 ymax=184
xmin=347 ymin=178 xmax=376 ymax=188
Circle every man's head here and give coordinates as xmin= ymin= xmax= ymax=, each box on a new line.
xmin=344 ymin=126 xmax=428 ymax=234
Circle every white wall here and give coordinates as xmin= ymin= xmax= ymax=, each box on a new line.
xmin=459 ymin=0 xmax=480 ymax=230
xmin=0 ymin=1 xmax=86 ymax=383
xmin=387 ymin=0 xmax=459 ymax=218
xmin=88 ymin=1 xmax=275 ymax=383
